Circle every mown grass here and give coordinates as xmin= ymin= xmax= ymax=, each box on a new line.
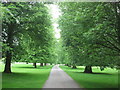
xmin=0 ymin=63 xmax=53 ymax=88
xmin=60 ymin=66 xmax=119 ymax=89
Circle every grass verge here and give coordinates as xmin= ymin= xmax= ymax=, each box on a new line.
xmin=1 ymin=63 xmax=53 ymax=88
xmin=60 ymin=66 xmax=118 ymax=89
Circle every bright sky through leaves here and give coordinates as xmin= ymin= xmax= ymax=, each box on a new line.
xmin=49 ymin=4 xmax=61 ymax=39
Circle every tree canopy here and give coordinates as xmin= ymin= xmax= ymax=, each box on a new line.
xmin=59 ymin=2 xmax=120 ymax=72
xmin=2 ymin=2 xmax=55 ymax=73
xmin=1 ymin=2 xmax=120 ymax=73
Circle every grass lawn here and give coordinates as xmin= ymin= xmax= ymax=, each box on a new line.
xmin=60 ymin=66 xmax=119 ymax=89
xmin=0 ymin=63 xmax=53 ymax=88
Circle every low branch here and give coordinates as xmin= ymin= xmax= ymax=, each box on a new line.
xmin=106 ymin=33 xmax=119 ymax=44
xmin=104 ymin=53 xmax=120 ymax=56
xmin=96 ymin=42 xmax=119 ymax=52
xmin=103 ymin=37 xmax=120 ymax=52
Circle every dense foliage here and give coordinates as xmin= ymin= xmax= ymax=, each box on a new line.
xmin=1 ymin=2 xmax=120 ymax=74
xmin=2 ymin=2 xmax=55 ymax=73
xmin=59 ymin=2 xmax=120 ymax=72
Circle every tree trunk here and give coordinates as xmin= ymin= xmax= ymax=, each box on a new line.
xmin=40 ymin=63 xmax=43 ymax=66
xmin=26 ymin=62 xmax=28 ymax=64
xmin=65 ymin=64 xmax=69 ymax=66
xmin=33 ymin=63 xmax=37 ymax=68
xmin=50 ymin=63 xmax=52 ymax=65
xmin=68 ymin=64 xmax=71 ymax=67
xmin=44 ymin=63 xmax=47 ymax=66
xmin=72 ymin=65 xmax=77 ymax=69
xmin=84 ymin=66 xmax=92 ymax=73
xmin=3 ymin=23 xmax=14 ymax=73
xmin=3 ymin=51 xmax=12 ymax=73
xmin=115 ymin=3 xmax=120 ymax=45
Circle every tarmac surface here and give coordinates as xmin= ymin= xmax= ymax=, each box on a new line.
xmin=43 ymin=65 xmax=81 ymax=88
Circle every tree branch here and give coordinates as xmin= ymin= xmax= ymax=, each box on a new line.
xmin=96 ymin=42 xmax=119 ymax=52
xmin=103 ymin=37 xmax=120 ymax=52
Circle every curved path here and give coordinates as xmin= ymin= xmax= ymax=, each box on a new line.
xmin=43 ymin=65 xmax=83 ymax=89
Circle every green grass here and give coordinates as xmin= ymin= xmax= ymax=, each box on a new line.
xmin=60 ymin=66 xmax=118 ymax=89
xmin=1 ymin=63 xmax=53 ymax=88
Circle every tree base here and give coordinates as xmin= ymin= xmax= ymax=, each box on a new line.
xmin=3 ymin=70 xmax=12 ymax=73
xmin=26 ymin=62 xmax=29 ymax=64
xmin=68 ymin=65 xmax=71 ymax=67
xmin=33 ymin=63 xmax=37 ymax=68
xmin=72 ymin=65 xmax=77 ymax=69
xmin=66 ymin=64 xmax=69 ymax=66
xmin=40 ymin=63 xmax=43 ymax=66
xmin=84 ymin=66 xmax=92 ymax=73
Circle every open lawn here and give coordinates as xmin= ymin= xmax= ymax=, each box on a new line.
xmin=60 ymin=66 xmax=119 ymax=89
xmin=0 ymin=63 xmax=53 ymax=88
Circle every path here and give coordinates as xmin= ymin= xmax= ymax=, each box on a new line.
xmin=43 ymin=65 xmax=83 ymax=89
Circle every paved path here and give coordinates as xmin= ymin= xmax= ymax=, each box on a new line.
xmin=43 ymin=65 xmax=82 ymax=88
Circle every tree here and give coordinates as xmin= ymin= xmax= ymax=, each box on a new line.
xmin=59 ymin=2 xmax=120 ymax=73
xmin=2 ymin=2 xmax=54 ymax=72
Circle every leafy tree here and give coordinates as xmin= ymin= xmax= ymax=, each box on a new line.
xmin=59 ymin=2 xmax=120 ymax=73
xmin=2 ymin=2 xmax=54 ymax=72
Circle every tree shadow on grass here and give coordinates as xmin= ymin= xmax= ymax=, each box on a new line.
xmin=92 ymin=72 xmax=112 ymax=75
xmin=2 ymin=72 xmax=46 ymax=79
xmin=17 ymin=66 xmax=52 ymax=69
xmin=2 ymin=72 xmax=34 ymax=80
xmin=62 ymin=67 xmax=84 ymax=71
xmin=77 ymin=79 xmax=118 ymax=88
xmin=2 ymin=72 xmax=32 ymax=75
xmin=71 ymin=67 xmax=84 ymax=70
xmin=2 ymin=89 xmax=42 ymax=90
xmin=74 ymin=72 xmax=113 ymax=75
xmin=61 ymin=66 xmax=85 ymax=71
xmin=17 ymin=67 xmax=36 ymax=69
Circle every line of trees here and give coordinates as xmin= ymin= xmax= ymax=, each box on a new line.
xmin=59 ymin=2 xmax=120 ymax=73
xmin=1 ymin=2 xmax=120 ymax=74
xmin=2 ymin=2 xmax=56 ymax=73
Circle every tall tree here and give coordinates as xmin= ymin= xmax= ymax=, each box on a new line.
xmin=2 ymin=2 xmax=54 ymax=72
xmin=59 ymin=2 xmax=120 ymax=73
